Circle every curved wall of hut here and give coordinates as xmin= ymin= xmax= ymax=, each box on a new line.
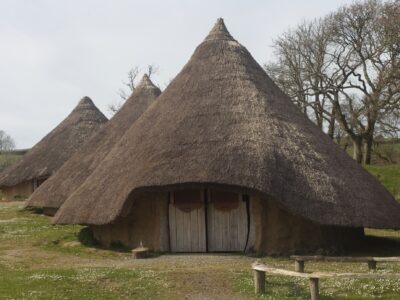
xmin=1 ymin=180 xmax=34 ymax=201
xmin=90 ymin=187 xmax=364 ymax=255
xmin=1 ymin=176 xmax=49 ymax=202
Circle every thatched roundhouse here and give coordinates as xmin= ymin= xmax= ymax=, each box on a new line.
xmin=26 ymin=75 xmax=161 ymax=215
xmin=0 ymin=97 xmax=107 ymax=205
xmin=54 ymin=19 xmax=400 ymax=255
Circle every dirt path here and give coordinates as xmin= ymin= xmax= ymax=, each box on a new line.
xmin=128 ymin=255 xmax=255 ymax=299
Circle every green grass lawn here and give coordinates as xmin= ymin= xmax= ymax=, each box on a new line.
xmin=365 ymin=164 xmax=400 ymax=202
xmin=0 ymin=267 xmax=168 ymax=300
xmin=0 ymin=203 xmax=172 ymax=300
xmin=0 ymin=202 xmax=399 ymax=299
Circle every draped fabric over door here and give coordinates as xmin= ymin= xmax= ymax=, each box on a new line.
xmin=168 ymin=189 xmax=249 ymax=252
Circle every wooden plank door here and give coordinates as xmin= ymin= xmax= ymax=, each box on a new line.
xmin=169 ymin=189 xmax=206 ymax=252
xmin=207 ymin=190 xmax=249 ymax=252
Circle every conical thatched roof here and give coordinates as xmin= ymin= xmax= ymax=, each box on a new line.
xmin=0 ymin=97 xmax=107 ymax=187
xmin=54 ymin=19 xmax=400 ymax=229
xmin=26 ymin=75 xmax=161 ymax=209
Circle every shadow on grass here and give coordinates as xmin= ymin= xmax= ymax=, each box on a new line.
xmin=77 ymin=227 xmax=164 ymax=258
xmin=78 ymin=227 xmax=129 ymax=253
xmin=358 ymin=235 xmax=400 ymax=256
xmin=77 ymin=227 xmax=99 ymax=248
xmin=24 ymin=206 xmax=44 ymax=215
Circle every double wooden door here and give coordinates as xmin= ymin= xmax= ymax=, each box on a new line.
xmin=169 ymin=189 xmax=249 ymax=252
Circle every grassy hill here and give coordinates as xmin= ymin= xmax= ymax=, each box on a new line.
xmin=365 ymin=164 xmax=400 ymax=202
xmin=0 ymin=149 xmax=27 ymax=172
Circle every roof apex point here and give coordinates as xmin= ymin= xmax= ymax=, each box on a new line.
xmin=137 ymin=74 xmax=156 ymax=89
xmin=204 ymin=18 xmax=234 ymax=42
xmin=78 ymin=96 xmax=94 ymax=106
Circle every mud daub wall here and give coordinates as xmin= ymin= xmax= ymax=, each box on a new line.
xmin=247 ymin=195 xmax=364 ymax=255
xmin=43 ymin=207 xmax=58 ymax=216
xmin=91 ymin=190 xmax=363 ymax=254
xmin=1 ymin=181 xmax=34 ymax=201
xmin=91 ymin=192 xmax=169 ymax=251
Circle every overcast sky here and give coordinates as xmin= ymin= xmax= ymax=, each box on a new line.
xmin=0 ymin=0 xmax=352 ymax=148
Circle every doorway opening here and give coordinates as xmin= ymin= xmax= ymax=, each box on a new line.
xmin=168 ymin=188 xmax=249 ymax=252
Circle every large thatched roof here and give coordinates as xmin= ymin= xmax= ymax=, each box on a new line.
xmin=54 ymin=19 xmax=400 ymax=229
xmin=26 ymin=75 xmax=161 ymax=209
xmin=0 ymin=97 xmax=107 ymax=187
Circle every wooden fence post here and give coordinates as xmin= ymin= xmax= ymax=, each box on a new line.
xmin=309 ymin=277 xmax=319 ymax=300
xmin=252 ymin=261 xmax=400 ymax=298
xmin=295 ymin=260 xmax=305 ymax=273
xmin=253 ymin=269 xmax=265 ymax=294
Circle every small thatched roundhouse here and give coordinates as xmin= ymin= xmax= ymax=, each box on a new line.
xmin=0 ymin=97 xmax=107 ymax=204
xmin=26 ymin=75 xmax=161 ymax=215
xmin=54 ymin=19 xmax=400 ymax=255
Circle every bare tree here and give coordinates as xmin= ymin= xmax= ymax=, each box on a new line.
xmin=266 ymin=0 xmax=400 ymax=164
xmin=117 ymin=66 xmax=140 ymax=101
xmin=108 ymin=64 xmax=159 ymax=114
xmin=328 ymin=0 xmax=400 ymax=164
xmin=0 ymin=130 xmax=15 ymax=153
xmin=0 ymin=130 xmax=16 ymax=172
xmin=147 ymin=64 xmax=159 ymax=79
xmin=266 ymin=19 xmax=336 ymax=136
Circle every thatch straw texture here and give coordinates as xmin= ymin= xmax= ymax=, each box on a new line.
xmin=26 ymin=75 xmax=161 ymax=209
xmin=54 ymin=19 xmax=400 ymax=229
xmin=0 ymin=97 xmax=107 ymax=187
